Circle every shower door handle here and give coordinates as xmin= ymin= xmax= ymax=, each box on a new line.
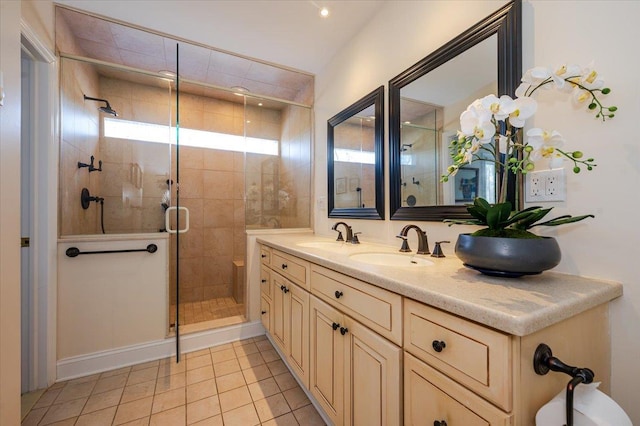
xmin=165 ymin=206 xmax=190 ymax=234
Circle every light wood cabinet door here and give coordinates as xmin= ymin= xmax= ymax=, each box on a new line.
xmin=260 ymin=295 xmax=272 ymax=332
xmin=404 ymin=352 xmax=512 ymax=426
xmin=343 ymin=316 xmax=402 ymax=426
xmin=286 ymin=283 xmax=309 ymax=388
xmin=310 ymin=296 xmax=345 ymax=426
xmin=271 ymin=272 xmax=289 ymax=354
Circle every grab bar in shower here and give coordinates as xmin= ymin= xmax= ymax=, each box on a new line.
xmin=65 ymin=244 xmax=158 ymax=258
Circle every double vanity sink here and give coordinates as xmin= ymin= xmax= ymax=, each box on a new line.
xmin=296 ymin=240 xmax=435 ymax=267
xmin=255 ymin=232 xmax=623 ymax=425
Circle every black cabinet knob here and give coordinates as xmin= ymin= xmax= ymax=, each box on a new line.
xmin=432 ymin=340 xmax=446 ymax=353
xmin=261 ymin=279 xmax=267 ymax=283
xmin=340 ymin=327 xmax=349 ymax=335
xmin=261 ymin=310 xmax=267 ymax=315
xmin=434 ymin=421 xmax=447 ymax=426
xmin=335 ymin=291 xmax=343 ymax=299
xmin=282 ymin=286 xmax=289 ymax=293
xmin=261 ymin=254 xmax=267 ymax=258
xmin=281 ymin=263 xmax=288 ymax=270
xmin=332 ymin=322 xmax=340 ymax=330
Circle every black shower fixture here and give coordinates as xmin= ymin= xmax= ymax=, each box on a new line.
xmin=78 ymin=155 xmax=102 ymax=172
xmin=81 ymin=187 xmax=104 ymax=210
xmin=83 ymin=95 xmax=118 ymax=116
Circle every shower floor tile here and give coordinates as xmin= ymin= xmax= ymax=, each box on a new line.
xmin=170 ymin=297 xmax=244 ymax=327
xmin=22 ymin=336 xmax=326 ymax=425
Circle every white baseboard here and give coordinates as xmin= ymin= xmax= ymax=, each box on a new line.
xmin=57 ymin=321 xmax=265 ymax=381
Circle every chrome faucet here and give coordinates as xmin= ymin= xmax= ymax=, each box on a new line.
xmin=332 ymin=222 xmax=354 ymax=243
xmin=397 ymin=224 xmax=430 ymax=254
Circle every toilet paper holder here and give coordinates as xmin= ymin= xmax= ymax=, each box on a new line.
xmin=533 ymin=343 xmax=595 ymax=426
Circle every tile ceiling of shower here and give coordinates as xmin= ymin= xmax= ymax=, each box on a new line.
xmin=57 ymin=7 xmax=313 ymax=106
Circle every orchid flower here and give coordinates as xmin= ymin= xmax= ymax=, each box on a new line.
xmin=441 ymin=63 xmax=615 ymax=201
xmin=460 ymin=103 xmax=495 ymax=143
xmin=481 ymin=95 xmax=515 ymax=121
xmin=526 ymin=128 xmax=566 ymax=168
xmin=508 ymin=97 xmax=537 ymax=128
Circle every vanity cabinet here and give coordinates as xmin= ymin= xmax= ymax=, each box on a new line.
xmin=260 ymin=266 xmax=272 ymax=331
xmin=256 ymin=239 xmax=616 ymax=426
xmin=403 ymin=298 xmax=610 ymax=425
xmin=310 ymin=295 xmax=402 ymax=426
xmin=262 ymin=246 xmax=310 ymax=388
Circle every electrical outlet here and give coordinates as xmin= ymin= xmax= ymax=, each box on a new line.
xmin=526 ymin=169 xmax=566 ymax=202
xmin=529 ymin=174 xmax=544 ymax=198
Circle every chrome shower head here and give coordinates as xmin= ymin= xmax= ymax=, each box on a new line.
xmin=83 ymin=95 xmax=118 ymax=117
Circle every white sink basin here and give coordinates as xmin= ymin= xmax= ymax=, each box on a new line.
xmin=349 ymin=252 xmax=434 ymax=267
xmin=297 ymin=241 xmax=346 ymax=250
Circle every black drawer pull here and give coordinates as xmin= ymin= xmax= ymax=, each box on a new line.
xmin=334 ymin=290 xmax=343 ymax=299
xmin=340 ymin=327 xmax=349 ymax=335
xmin=434 ymin=421 xmax=447 ymax=426
xmin=261 ymin=310 xmax=267 ymax=315
xmin=261 ymin=254 xmax=267 ymax=258
xmin=281 ymin=263 xmax=288 ymax=270
xmin=261 ymin=279 xmax=267 ymax=283
xmin=432 ymin=340 xmax=446 ymax=353
xmin=332 ymin=322 xmax=340 ymax=331
xmin=281 ymin=285 xmax=289 ymax=293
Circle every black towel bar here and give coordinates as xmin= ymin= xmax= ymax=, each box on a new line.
xmin=66 ymin=244 xmax=158 ymax=258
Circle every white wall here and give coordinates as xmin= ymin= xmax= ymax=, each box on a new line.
xmin=0 ymin=1 xmax=23 ymax=423
xmin=314 ymin=0 xmax=640 ymax=422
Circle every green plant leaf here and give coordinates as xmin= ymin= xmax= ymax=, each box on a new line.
xmin=474 ymin=197 xmax=491 ymax=214
xmin=531 ymin=214 xmax=595 ymax=227
xmin=443 ymin=218 xmax=484 ymax=227
xmin=467 ymin=206 xmax=489 ymax=224
xmin=486 ymin=202 xmax=512 ymax=230
xmin=509 ymin=208 xmax=553 ymax=230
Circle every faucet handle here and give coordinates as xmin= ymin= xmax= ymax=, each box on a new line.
xmin=396 ymin=235 xmax=411 ymax=252
xmin=431 ymin=241 xmax=450 ymax=258
xmin=351 ymin=232 xmax=361 ymax=244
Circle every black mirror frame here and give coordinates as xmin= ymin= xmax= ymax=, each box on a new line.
xmin=388 ymin=0 xmax=521 ymax=221
xmin=328 ymin=86 xmax=385 ymax=220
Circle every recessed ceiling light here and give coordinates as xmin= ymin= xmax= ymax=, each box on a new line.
xmin=258 ymin=102 xmax=263 ymax=107
xmin=231 ymin=86 xmax=250 ymax=96
xmin=320 ymin=7 xmax=329 ymax=17
xmin=404 ymin=121 xmax=411 ymax=125
xmin=158 ymin=70 xmax=176 ymax=77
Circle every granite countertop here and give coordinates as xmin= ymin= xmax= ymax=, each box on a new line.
xmin=256 ymin=233 xmax=623 ymax=336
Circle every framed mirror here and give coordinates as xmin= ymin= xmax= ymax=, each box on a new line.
xmin=328 ymin=86 xmax=384 ymax=219
xmin=389 ymin=0 xmax=521 ymax=220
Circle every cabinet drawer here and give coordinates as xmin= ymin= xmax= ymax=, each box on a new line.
xmin=404 ymin=299 xmax=512 ymax=411
xmin=260 ymin=246 xmax=271 ymax=265
xmin=271 ymin=249 xmax=310 ymax=290
xmin=405 ymin=352 xmax=511 ymax=426
xmin=260 ymin=266 xmax=272 ymax=299
xmin=311 ymin=265 xmax=402 ymax=346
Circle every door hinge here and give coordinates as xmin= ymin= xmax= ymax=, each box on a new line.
xmin=21 ymin=237 xmax=30 ymax=248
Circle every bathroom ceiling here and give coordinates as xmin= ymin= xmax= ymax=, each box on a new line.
xmin=55 ymin=1 xmax=386 ymax=103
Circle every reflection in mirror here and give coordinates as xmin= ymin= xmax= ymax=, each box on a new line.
xmin=400 ymin=35 xmax=497 ymax=208
xmin=389 ymin=0 xmax=521 ymax=221
xmin=328 ymin=86 xmax=384 ymax=219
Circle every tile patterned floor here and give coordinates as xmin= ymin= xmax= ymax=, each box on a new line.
xmin=170 ymin=297 xmax=245 ymax=326
xmin=22 ymin=336 xmax=326 ymax=425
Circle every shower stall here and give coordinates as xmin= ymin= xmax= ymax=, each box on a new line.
xmin=56 ymin=6 xmax=313 ymax=352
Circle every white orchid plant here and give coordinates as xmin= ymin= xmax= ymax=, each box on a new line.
xmin=442 ymin=63 xmax=617 ymax=238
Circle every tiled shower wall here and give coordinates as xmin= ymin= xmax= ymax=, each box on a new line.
xmin=59 ymin=60 xmax=102 ymax=236
xmin=60 ymin=69 xmax=311 ymax=303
